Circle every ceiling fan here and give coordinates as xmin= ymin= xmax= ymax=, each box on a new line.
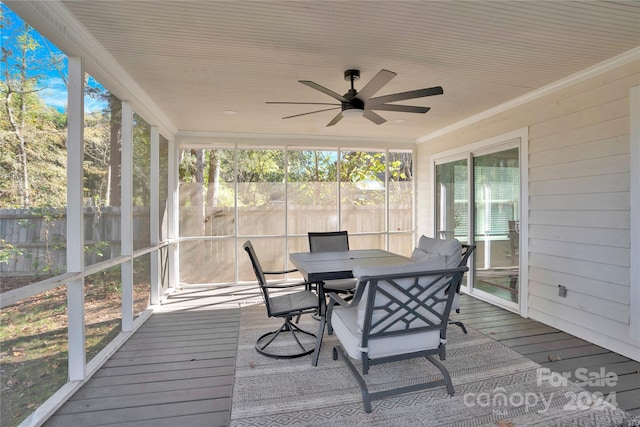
xmin=266 ymin=69 xmax=443 ymax=127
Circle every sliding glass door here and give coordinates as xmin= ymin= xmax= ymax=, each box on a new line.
xmin=435 ymin=144 xmax=520 ymax=309
xmin=473 ymin=148 xmax=520 ymax=304
xmin=435 ymin=159 xmax=470 ymax=289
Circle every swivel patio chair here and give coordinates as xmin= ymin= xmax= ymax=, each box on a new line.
xmin=327 ymin=257 xmax=467 ymax=413
xmin=243 ymin=240 xmax=323 ymax=359
xmin=307 ymin=231 xmax=358 ymax=299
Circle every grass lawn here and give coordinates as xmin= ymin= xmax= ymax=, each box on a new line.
xmin=1 ymin=274 xmax=149 ymax=427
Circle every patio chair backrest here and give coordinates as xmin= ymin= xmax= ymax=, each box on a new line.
xmin=242 ymin=240 xmax=273 ymax=314
xmin=349 ymin=255 xmax=465 ymax=356
xmin=308 ymin=231 xmax=350 ymax=252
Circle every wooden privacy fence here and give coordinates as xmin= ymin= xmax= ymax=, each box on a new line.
xmin=1 ymin=201 xmax=411 ymax=279
xmin=0 ymin=207 xmax=150 ymax=276
xmin=179 ymin=205 xmax=413 ymax=237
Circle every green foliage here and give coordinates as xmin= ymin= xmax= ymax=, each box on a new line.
xmin=1 ymin=10 xmax=68 ymax=208
xmin=0 ymin=239 xmax=23 ymax=265
xmin=1 ymin=9 xmax=125 ymax=210
xmin=340 ymin=151 xmax=386 ymax=182
xmin=236 ymin=149 xmax=285 ymax=183
xmin=288 ymin=150 xmax=337 ymax=182
xmin=26 ymin=208 xmax=66 ymax=276
xmin=178 ymin=148 xmax=413 ymax=210
xmin=132 ymin=113 xmax=151 ymax=207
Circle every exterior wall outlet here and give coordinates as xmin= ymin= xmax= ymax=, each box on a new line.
xmin=558 ymin=285 xmax=567 ymax=297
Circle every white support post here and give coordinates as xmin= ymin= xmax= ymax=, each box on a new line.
xmin=66 ymin=57 xmax=86 ymax=381
xmin=121 ymin=101 xmax=134 ymax=331
xmin=150 ymin=126 xmax=160 ymax=305
xmin=167 ymin=139 xmax=180 ymax=290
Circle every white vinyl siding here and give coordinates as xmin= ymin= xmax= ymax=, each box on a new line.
xmin=417 ymin=58 xmax=640 ymax=361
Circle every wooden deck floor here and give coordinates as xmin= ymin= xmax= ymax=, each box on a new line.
xmin=44 ymin=286 xmax=640 ymax=426
xmin=453 ymin=296 xmax=640 ymax=417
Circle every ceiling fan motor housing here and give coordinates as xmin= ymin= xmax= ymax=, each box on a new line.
xmin=343 ymin=88 xmax=364 ymax=111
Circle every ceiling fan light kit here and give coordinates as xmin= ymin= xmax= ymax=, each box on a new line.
xmin=267 ymin=69 xmax=443 ymax=127
xmin=342 ymin=108 xmax=365 ymax=118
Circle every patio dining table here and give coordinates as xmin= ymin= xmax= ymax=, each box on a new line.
xmin=289 ymin=249 xmax=414 ymax=366
xmin=289 ymin=248 xmax=414 ymax=283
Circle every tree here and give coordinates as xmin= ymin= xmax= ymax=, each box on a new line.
xmin=1 ymin=11 xmax=67 ymax=208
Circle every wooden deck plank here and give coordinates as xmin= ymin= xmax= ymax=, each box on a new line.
xmin=540 ymin=353 xmax=632 ymax=373
xmin=453 ymin=311 xmax=521 ymax=321
xmin=510 ymin=337 xmax=593 ymax=355
xmin=45 ymin=399 xmax=230 ymax=427
xmin=111 ymin=343 xmax=237 ymax=359
xmin=73 ymin=375 xmax=234 ymax=400
xmin=497 ymin=332 xmax=574 ymax=347
xmin=107 ymin=412 xmax=230 ymax=427
xmin=57 ymin=386 xmax=231 ymax=414
xmin=482 ymin=326 xmax=560 ymax=341
xmin=583 ymin=373 xmax=640 ymax=394
xmin=130 ymin=325 xmax=238 ymax=337
xmin=614 ymin=389 xmax=640 ymax=412
xmin=526 ymin=344 xmax=611 ymax=364
xmin=453 ymin=307 xmax=512 ymax=317
xmin=469 ymin=321 xmax=551 ymax=332
xmin=140 ymin=319 xmax=239 ymax=330
xmin=103 ymin=349 xmax=237 ymax=367
xmin=85 ymin=366 xmax=236 ymax=387
xmin=93 ymin=357 xmax=236 ymax=377
xmin=122 ymin=331 xmax=238 ymax=345
xmin=464 ymin=316 xmax=534 ymax=329
xmin=119 ymin=336 xmax=237 ymax=352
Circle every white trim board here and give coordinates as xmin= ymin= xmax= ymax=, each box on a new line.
xmin=176 ymin=131 xmax=415 ymax=147
xmin=431 ymin=128 xmax=528 ymax=162
xmin=630 ymin=85 xmax=640 ymax=343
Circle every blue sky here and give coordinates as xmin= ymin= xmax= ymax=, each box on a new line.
xmin=2 ymin=3 xmax=106 ymax=113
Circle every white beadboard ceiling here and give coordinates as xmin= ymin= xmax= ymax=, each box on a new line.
xmin=30 ymin=1 xmax=640 ymax=141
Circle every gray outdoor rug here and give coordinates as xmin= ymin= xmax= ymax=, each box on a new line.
xmin=231 ymin=303 xmax=638 ymax=427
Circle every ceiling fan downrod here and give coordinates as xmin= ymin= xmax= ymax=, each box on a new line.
xmin=343 ymin=69 xmax=363 ymax=111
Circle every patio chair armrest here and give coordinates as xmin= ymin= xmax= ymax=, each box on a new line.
xmin=263 ymin=268 xmax=299 ymax=275
xmin=327 ymin=292 xmax=351 ymax=308
xmin=263 ymin=281 xmax=312 ymax=290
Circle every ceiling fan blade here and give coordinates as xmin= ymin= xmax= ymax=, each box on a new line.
xmin=356 ymin=69 xmax=396 ymax=101
xmin=370 ymin=104 xmax=431 ymax=114
xmin=367 ymin=86 xmax=443 ymax=106
xmin=282 ymin=107 xmax=341 ymax=119
xmin=326 ymin=112 xmax=343 ymax=127
xmin=266 ymin=101 xmax=339 ymax=105
xmin=363 ymin=110 xmax=386 ymax=125
xmin=299 ymin=80 xmax=349 ymax=102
